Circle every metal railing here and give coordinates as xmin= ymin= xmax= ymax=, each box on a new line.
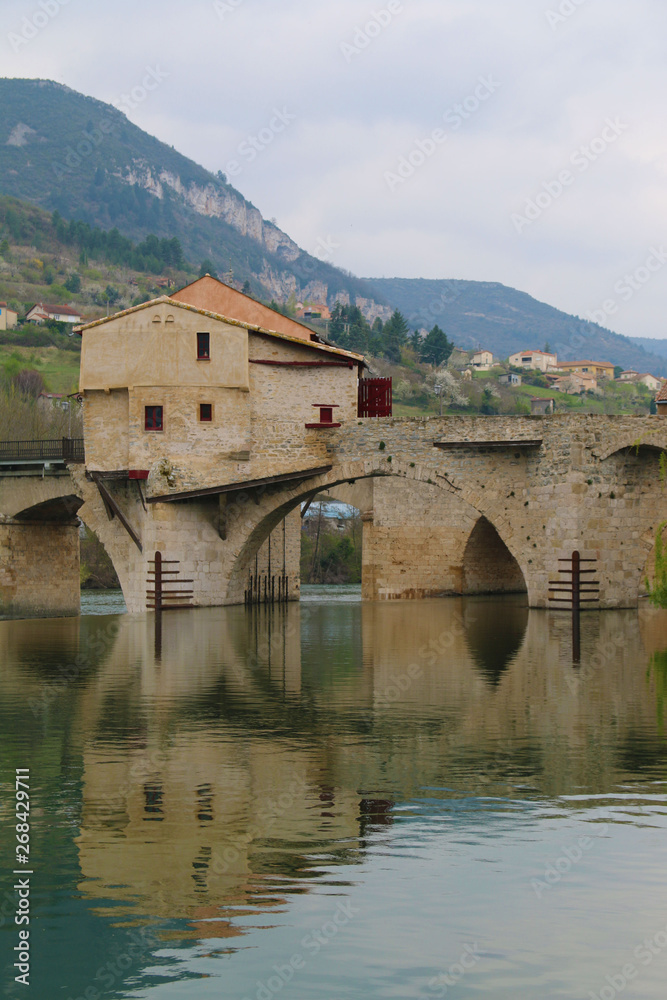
xmin=0 ymin=438 xmax=85 ymax=463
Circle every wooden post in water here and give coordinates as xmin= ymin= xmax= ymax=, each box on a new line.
xmin=572 ymin=550 xmax=581 ymax=663
xmin=154 ymin=550 xmax=163 ymax=659
xmin=549 ymin=550 xmax=599 ymax=664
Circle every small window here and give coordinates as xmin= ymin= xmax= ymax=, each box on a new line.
xmin=145 ymin=405 xmax=163 ymax=431
xmin=199 ymin=403 xmax=212 ymax=422
xmin=197 ymin=332 xmax=210 ymax=359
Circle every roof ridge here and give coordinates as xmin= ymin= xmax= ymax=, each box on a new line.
xmin=74 ymin=296 xmax=364 ymax=362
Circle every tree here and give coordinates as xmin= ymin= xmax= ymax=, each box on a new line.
xmin=420 ymin=325 xmax=453 ymax=367
xmin=382 ymin=309 xmax=409 ymax=362
xmin=480 ymin=386 xmax=499 ymax=414
xmin=426 ymin=366 xmax=467 ymax=413
xmin=12 ymin=369 xmax=46 ymax=397
xmin=646 ymin=521 xmax=667 ymax=607
xmin=614 ymin=365 xmax=623 ymax=380
xmin=65 ymin=273 xmax=82 ymax=294
xmin=199 ymin=258 xmax=218 ymax=279
xmin=242 ymin=280 xmax=252 ymax=296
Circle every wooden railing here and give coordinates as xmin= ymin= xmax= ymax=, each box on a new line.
xmin=0 ymin=438 xmax=85 ymax=463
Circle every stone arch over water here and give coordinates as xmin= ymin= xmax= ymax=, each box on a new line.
xmin=226 ymin=461 xmax=530 ymax=603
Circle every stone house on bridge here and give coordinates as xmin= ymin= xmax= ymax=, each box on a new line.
xmin=77 ymin=295 xmax=365 ymax=492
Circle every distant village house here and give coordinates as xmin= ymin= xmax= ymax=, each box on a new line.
xmin=37 ymin=392 xmax=68 ymax=411
xmin=530 ymin=397 xmax=555 ymax=415
xmin=498 ymin=372 xmax=522 ymax=386
xmin=471 ymin=349 xmax=494 ymax=371
xmin=26 ymin=302 xmax=83 ymax=325
xmin=631 ymin=373 xmax=663 ymax=392
xmin=0 ymin=302 xmax=18 ymax=330
xmin=296 ymin=303 xmax=331 ymax=322
xmin=509 ymin=349 xmax=557 ymax=372
xmin=555 ymin=359 xmax=615 ymax=380
xmin=550 ymin=372 xmax=598 ymax=394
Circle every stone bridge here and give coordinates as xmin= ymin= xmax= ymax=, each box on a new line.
xmin=1 ymin=413 xmax=666 ymax=616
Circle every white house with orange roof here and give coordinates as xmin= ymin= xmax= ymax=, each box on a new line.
xmin=26 ymin=302 xmax=82 ymax=325
xmin=508 ymin=349 xmax=557 ymax=372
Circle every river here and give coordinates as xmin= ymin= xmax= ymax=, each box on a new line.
xmin=1 ymin=590 xmax=667 ymax=999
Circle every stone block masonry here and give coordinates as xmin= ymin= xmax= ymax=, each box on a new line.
xmin=4 ymin=413 xmax=667 ymax=614
xmin=0 ymin=519 xmax=80 ymax=618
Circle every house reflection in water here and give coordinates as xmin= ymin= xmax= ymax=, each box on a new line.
xmin=2 ymin=597 xmax=667 ymax=949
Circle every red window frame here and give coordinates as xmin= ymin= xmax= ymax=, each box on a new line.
xmin=197 ymin=332 xmax=210 ymax=360
xmin=145 ymin=405 xmax=163 ymax=431
xmin=199 ymin=403 xmax=212 ymax=422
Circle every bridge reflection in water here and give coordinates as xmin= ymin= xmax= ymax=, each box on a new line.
xmin=2 ymin=598 xmax=667 ymax=998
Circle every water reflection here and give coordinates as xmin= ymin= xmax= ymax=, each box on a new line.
xmin=462 ymin=596 xmax=529 ymax=686
xmin=2 ymin=597 xmax=667 ymax=999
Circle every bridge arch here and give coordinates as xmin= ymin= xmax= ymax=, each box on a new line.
xmin=462 ymin=517 xmax=527 ymax=595
xmin=226 ymin=459 xmax=530 ymax=604
xmin=595 ymin=427 xmax=667 ymax=462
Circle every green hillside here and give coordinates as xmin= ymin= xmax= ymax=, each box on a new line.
xmin=0 ymin=78 xmax=383 ymax=308
xmin=366 ymin=277 xmax=667 ymax=377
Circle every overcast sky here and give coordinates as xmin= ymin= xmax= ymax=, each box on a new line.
xmin=3 ymin=0 xmax=667 ymax=337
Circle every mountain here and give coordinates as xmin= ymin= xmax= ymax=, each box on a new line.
xmin=2 ymin=77 xmax=665 ymax=376
xmin=627 ymin=336 xmax=667 ymax=362
xmin=0 ymin=78 xmax=385 ymax=309
xmin=365 ymin=277 xmax=667 ymax=377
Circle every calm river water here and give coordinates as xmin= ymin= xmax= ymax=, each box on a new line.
xmin=2 ymin=591 xmax=667 ymax=1000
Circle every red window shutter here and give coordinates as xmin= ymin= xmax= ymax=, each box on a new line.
xmin=358 ymin=378 xmax=392 ymax=417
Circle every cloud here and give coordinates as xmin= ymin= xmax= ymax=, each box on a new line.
xmin=3 ymin=0 xmax=667 ymax=336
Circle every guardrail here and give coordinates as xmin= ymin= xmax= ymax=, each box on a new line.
xmin=0 ymin=438 xmax=85 ymax=464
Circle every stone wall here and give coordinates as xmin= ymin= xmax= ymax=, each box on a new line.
xmin=360 ymin=478 xmax=477 ymax=600
xmin=5 ymin=413 xmax=667 ymax=615
xmin=0 ymin=519 xmax=80 ymax=617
